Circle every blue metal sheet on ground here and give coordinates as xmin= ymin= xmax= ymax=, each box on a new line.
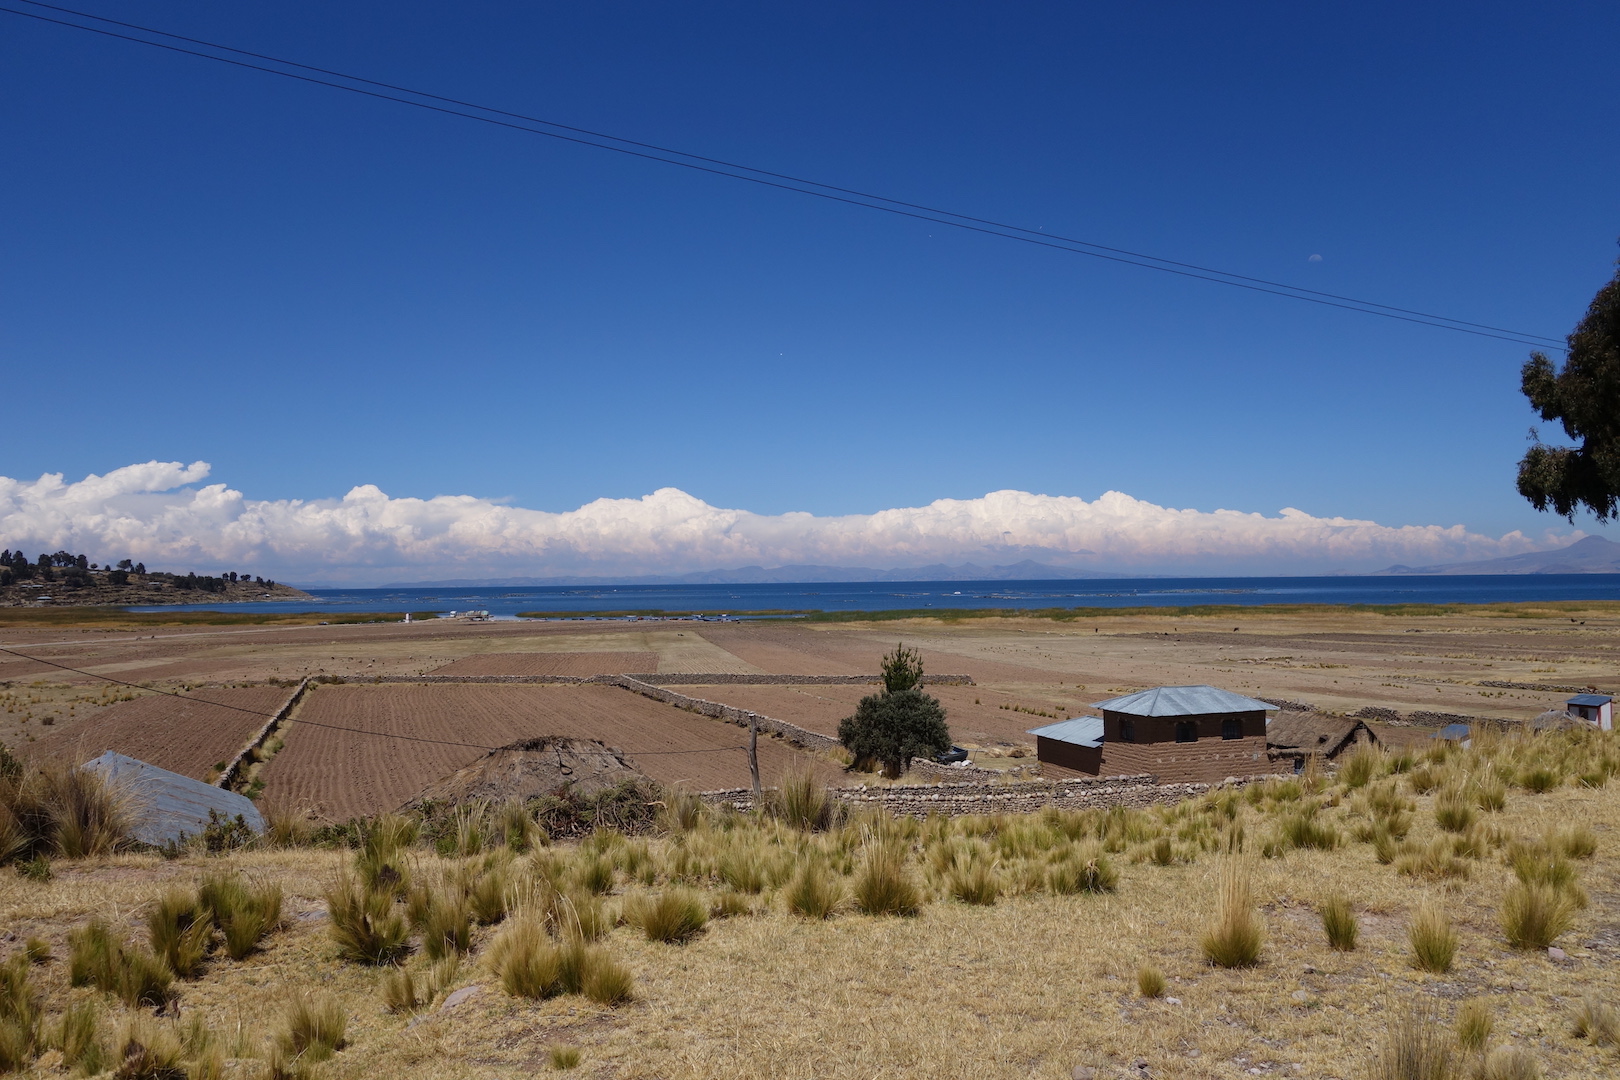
xmin=83 ymin=751 xmax=265 ymax=847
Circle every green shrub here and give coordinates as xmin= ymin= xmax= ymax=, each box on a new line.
xmin=1200 ymin=864 xmax=1262 ymax=969
xmin=1408 ymin=901 xmax=1457 ymax=973
xmin=1501 ymin=883 xmax=1575 ymax=950
xmin=1320 ymin=894 xmax=1358 ymax=951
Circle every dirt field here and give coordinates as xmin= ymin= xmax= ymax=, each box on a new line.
xmin=16 ymin=686 xmax=291 ymax=781
xmin=429 ymin=651 xmax=659 ymax=676
xmin=681 ymin=682 xmax=1070 ymax=749
xmin=259 ymin=683 xmax=841 ymax=819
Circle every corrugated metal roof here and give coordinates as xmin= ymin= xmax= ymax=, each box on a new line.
xmin=83 ymin=751 xmax=264 ymax=848
xmin=1568 ymin=694 xmax=1612 ymax=707
xmin=1026 ymin=716 xmax=1104 ymax=748
xmin=1091 ymin=684 xmax=1278 ymax=717
xmin=1435 ymin=723 xmax=1471 ymax=741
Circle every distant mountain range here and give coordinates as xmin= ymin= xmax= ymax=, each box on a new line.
xmin=1375 ymin=535 xmax=1620 ymax=575
xmin=385 ymin=559 xmax=1128 ymax=588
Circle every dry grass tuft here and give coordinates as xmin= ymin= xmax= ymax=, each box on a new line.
xmin=1571 ymin=994 xmax=1619 ymax=1046
xmin=1455 ymin=998 xmax=1493 ymax=1052
xmin=1370 ymin=1009 xmax=1454 ymax=1080
xmin=0 ymin=954 xmax=42 ymax=1072
xmin=1479 ymin=1046 xmax=1540 ymax=1080
xmin=946 ymin=853 xmax=1001 ymax=905
xmin=199 ymin=872 xmax=283 ymax=960
xmin=324 ymin=875 xmax=409 ymax=965
xmin=146 ymin=887 xmax=212 ymax=979
xmin=1320 ymin=893 xmax=1358 ymax=951
xmin=549 ymin=1044 xmax=583 ymax=1069
xmin=54 ymin=999 xmax=105 ymax=1074
xmin=626 ymin=889 xmax=708 ymax=944
xmin=1501 ymin=882 xmax=1576 ymax=950
xmin=1408 ymin=900 xmax=1457 ymax=973
xmin=785 ymin=860 xmax=843 ymax=919
xmin=1200 ymin=862 xmax=1263 ymax=969
xmin=1549 ymin=823 xmax=1598 ymax=860
xmin=767 ymin=769 xmax=841 ymax=831
xmin=112 ymin=1016 xmax=186 ymax=1080
xmin=1434 ymin=788 xmax=1477 ymax=833
xmin=69 ymin=918 xmax=173 ymax=1008
xmin=1135 ymin=964 xmax=1165 ymax=998
xmin=1047 ymin=847 xmax=1118 ymax=895
xmin=853 ymin=842 xmax=923 ymax=917
xmin=276 ymin=993 xmax=347 ymax=1066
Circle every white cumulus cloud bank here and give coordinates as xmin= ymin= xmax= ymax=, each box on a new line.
xmin=0 ymin=461 xmax=1569 ymax=584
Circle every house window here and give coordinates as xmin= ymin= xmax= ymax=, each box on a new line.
xmin=1175 ymin=721 xmax=1197 ymax=743
xmin=1120 ymin=719 xmax=1135 ymax=743
xmin=1222 ymin=718 xmax=1242 ymax=740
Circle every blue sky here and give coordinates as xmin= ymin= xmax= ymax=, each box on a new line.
xmin=2 ymin=1 xmax=1617 ymax=578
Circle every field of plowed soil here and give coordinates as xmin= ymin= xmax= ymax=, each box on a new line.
xmin=260 ymin=683 xmax=842 ymax=819
xmin=20 ymin=686 xmax=290 ymax=780
xmin=683 ymin=683 xmax=1076 ymax=747
xmin=429 ymin=651 xmax=659 ymax=676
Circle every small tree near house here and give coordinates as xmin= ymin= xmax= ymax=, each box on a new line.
xmin=838 ymin=643 xmax=952 ymax=778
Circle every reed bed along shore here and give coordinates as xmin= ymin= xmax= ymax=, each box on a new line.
xmin=1 ymin=726 xmax=1619 ymax=1078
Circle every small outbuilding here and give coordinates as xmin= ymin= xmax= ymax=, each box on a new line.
xmin=1565 ymin=694 xmax=1613 ymax=731
xmin=1030 ymin=684 xmax=1280 ymax=784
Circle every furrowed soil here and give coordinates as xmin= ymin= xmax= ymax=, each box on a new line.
xmin=428 ymin=651 xmax=659 ymax=676
xmin=259 ymin=683 xmax=842 ymax=819
xmin=16 ymin=685 xmax=292 ymax=781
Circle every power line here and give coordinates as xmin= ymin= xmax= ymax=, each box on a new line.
xmin=1 ymin=0 xmax=1567 ymax=352
xmin=0 ymin=645 xmax=747 ymax=755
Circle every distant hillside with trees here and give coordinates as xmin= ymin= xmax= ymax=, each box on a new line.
xmin=0 ymin=549 xmax=312 ymax=607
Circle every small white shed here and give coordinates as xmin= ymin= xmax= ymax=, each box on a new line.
xmin=1565 ymin=694 xmax=1613 ymax=731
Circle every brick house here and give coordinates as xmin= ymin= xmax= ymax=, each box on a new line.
xmin=1031 ymin=684 xmax=1279 ymax=784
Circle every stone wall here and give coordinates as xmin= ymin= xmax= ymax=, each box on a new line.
xmin=700 ymin=772 xmax=1266 ymax=817
xmin=631 ymin=673 xmax=975 ymax=686
xmin=604 ymin=676 xmax=844 ymax=754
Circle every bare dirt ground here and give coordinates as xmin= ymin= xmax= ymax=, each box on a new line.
xmin=5 ymin=602 xmax=1620 ymax=799
xmin=258 ymin=683 xmax=842 ymax=820
xmin=17 ymin=686 xmax=291 ymax=781
xmin=429 ymin=652 xmax=659 ymax=677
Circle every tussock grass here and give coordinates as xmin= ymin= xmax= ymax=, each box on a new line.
xmin=1501 ymin=883 xmax=1575 ymax=950
xmin=785 ymin=860 xmax=843 ymax=919
xmin=1518 ymin=766 xmax=1560 ymax=794
xmin=68 ymin=918 xmax=173 ymax=1008
xmin=1480 ymin=1046 xmax=1540 ymax=1080
xmin=419 ymin=886 xmax=472 ymax=961
xmin=1319 ymin=893 xmax=1358 ymax=951
xmin=1046 ymin=847 xmax=1117 ymax=895
xmin=112 ymin=1017 xmax=187 ymax=1080
xmin=379 ymin=965 xmax=424 ymax=1014
xmin=0 ymin=761 xmax=133 ymax=865
xmin=486 ymin=918 xmax=633 ymax=1005
xmin=263 ymin=805 xmax=314 ymax=848
xmin=660 ymin=788 xmax=705 ymax=832
xmin=1549 ymin=823 xmax=1597 ymax=860
xmin=276 ymin=993 xmax=347 ymax=1064
xmin=324 ymin=876 xmax=409 ymax=965
xmin=852 ymin=842 xmax=922 ymax=917
xmin=21 ymin=938 xmax=48 ymax=966
xmin=1434 ymin=789 xmax=1476 ymax=833
xmin=1370 ymin=1009 xmax=1454 ymax=1080
xmin=626 ymin=889 xmax=708 ymax=944
xmin=1135 ymin=964 xmax=1165 ymax=998
xmin=0 ymin=955 xmax=41 ymax=1072
xmin=1200 ymin=862 xmax=1262 ymax=969
xmin=1340 ymin=744 xmax=1381 ymax=788
xmin=946 ymin=853 xmax=1001 ymax=905
xmin=53 ymin=999 xmax=105 ymax=1075
xmin=1408 ymin=901 xmax=1457 ymax=973
xmin=1571 ymin=994 xmax=1619 ymax=1046
xmin=146 ymin=887 xmax=212 ymax=978
xmin=767 ymin=769 xmax=840 ymax=832
xmin=549 ymin=1045 xmax=583 ymax=1069
xmin=1455 ymin=998 xmax=1493 ymax=1052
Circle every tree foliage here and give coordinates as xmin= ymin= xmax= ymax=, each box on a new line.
xmin=838 ymin=643 xmax=951 ymax=777
xmin=1518 ymin=253 xmax=1620 ymax=520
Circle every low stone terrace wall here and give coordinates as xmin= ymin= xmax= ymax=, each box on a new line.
xmin=699 ymin=772 xmax=1261 ymax=816
xmin=630 ymin=673 xmax=975 ymax=686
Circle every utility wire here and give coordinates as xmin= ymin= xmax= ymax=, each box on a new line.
xmin=2 ymin=0 xmax=1566 ymax=351
xmin=0 ymin=645 xmax=747 ymax=755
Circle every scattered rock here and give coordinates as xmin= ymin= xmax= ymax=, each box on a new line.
xmin=1302 ymin=965 xmax=1316 ymax=974
xmin=1071 ymin=1067 xmax=1096 ymax=1080
xmin=1165 ymin=996 xmax=1181 ymax=1005
xmin=1185 ymin=1049 xmax=1201 ymax=1059
xmin=1291 ymin=990 xmax=1310 ymax=1002
xmin=440 ymin=984 xmax=483 ymax=1012
xmin=1510 ymin=981 xmax=1530 ymax=992
xmin=1547 ymin=947 xmax=1567 ymax=961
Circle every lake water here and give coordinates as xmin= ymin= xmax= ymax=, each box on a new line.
xmin=128 ymin=574 xmax=1620 ymax=618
